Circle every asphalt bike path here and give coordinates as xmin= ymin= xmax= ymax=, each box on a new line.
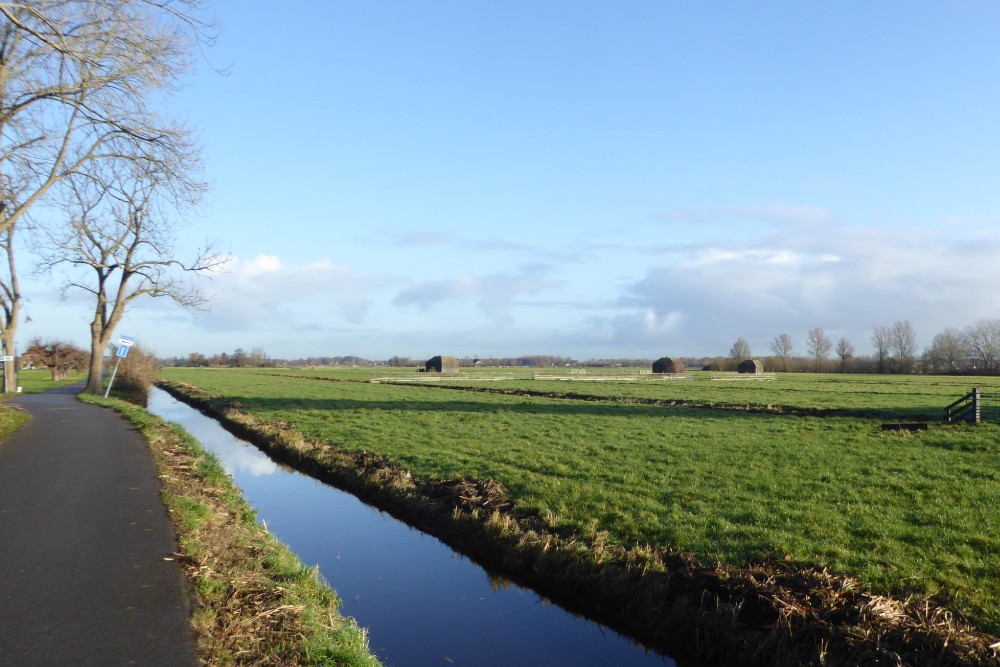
xmin=0 ymin=383 xmax=200 ymax=667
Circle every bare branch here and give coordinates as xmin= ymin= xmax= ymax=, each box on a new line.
xmin=0 ymin=0 xmax=211 ymax=236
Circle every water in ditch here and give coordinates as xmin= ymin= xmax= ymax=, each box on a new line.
xmin=147 ymin=387 xmax=677 ymax=667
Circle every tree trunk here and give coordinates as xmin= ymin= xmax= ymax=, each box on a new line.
xmin=0 ymin=222 xmax=21 ymax=393
xmin=85 ymin=327 xmax=113 ymax=394
xmin=86 ymin=345 xmax=105 ymax=394
xmin=1 ymin=330 xmax=15 ymax=393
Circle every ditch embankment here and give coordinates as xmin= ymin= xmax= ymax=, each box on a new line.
xmin=157 ymin=379 xmax=1000 ymax=667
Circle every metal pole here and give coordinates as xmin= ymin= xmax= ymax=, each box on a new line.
xmin=104 ymin=357 xmax=123 ymax=398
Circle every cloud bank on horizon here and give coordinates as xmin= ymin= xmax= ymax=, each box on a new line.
xmin=18 ymin=2 xmax=1000 ymax=362
xmin=42 ymin=205 xmax=989 ymax=362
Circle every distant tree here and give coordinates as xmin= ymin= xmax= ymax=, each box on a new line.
xmin=703 ymin=356 xmax=729 ymax=372
xmin=923 ymin=328 xmax=968 ymax=373
xmin=835 ymin=337 xmax=854 ymax=372
xmin=25 ymin=338 xmax=88 ymax=381
xmin=729 ymin=338 xmax=751 ymax=366
xmin=871 ymin=326 xmax=892 ymax=373
xmin=962 ymin=319 xmax=1000 ymax=371
xmin=230 ymin=348 xmax=247 ymax=367
xmin=891 ymin=320 xmax=917 ymax=373
xmin=186 ymin=352 xmax=208 ymax=367
xmin=807 ymin=328 xmax=832 ymax=372
xmin=770 ymin=333 xmax=794 ymax=372
xmin=249 ymin=347 xmax=269 ymax=367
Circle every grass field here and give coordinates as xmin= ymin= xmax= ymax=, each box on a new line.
xmin=159 ymin=367 xmax=1000 ymax=635
xmin=13 ymin=369 xmax=86 ymax=394
xmin=257 ymin=365 xmax=1000 ymax=417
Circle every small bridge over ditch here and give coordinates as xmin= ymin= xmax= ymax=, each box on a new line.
xmin=945 ymin=388 xmax=1000 ymax=424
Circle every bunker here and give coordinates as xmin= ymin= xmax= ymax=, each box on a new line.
xmin=425 ymin=355 xmax=460 ymax=373
xmin=652 ymin=357 xmax=685 ymax=374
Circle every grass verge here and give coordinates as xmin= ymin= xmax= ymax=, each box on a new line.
xmin=0 ymin=401 xmax=29 ymax=439
xmin=157 ymin=378 xmax=1000 ymax=666
xmin=79 ymin=393 xmax=380 ymax=667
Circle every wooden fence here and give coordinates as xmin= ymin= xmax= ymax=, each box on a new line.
xmin=945 ymin=388 xmax=1000 ymax=424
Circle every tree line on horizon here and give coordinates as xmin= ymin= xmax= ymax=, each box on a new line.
xmin=148 ymin=318 xmax=1000 ymax=376
xmin=720 ymin=319 xmax=1000 ymax=374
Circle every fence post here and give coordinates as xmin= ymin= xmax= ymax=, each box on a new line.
xmin=973 ymin=387 xmax=981 ymax=424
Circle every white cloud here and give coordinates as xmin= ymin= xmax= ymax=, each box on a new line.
xmin=611 ymin=216 xmax=1000 ymax=355
xmin=241 ymin=254 xmax=283 ymax=275
xmin=643 ymin=308 xmax=684 ymax=334
xmin=392 ymin=264 xmax=562 ymax=326
xmin=191 ymin=254 xmax=398 ymax=332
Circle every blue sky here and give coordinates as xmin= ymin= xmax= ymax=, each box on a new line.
xmin=21 ymin=1 xmax=1000 ymax=361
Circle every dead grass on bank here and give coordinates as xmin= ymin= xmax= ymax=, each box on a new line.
xmin=80 ymin=393 xmax=379 ymax=667
xmin=157 ymin=380 xmax=1000 ymax=667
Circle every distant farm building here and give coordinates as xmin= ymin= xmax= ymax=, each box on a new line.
xmin=652 ymin=357 xmax=685 ymax=374
xmin=425 ymin=355 xmax=460 ymax=373
xmin=738 ymin=359 xmax=764 ymax=374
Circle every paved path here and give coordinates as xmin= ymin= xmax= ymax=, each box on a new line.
xmin=0 ymin=384 xmax=200 ymax=667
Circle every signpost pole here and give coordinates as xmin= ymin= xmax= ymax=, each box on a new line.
xmin=103 ymin=356 xmax=123 ymax=398
xmin=104 ymin=335 xmax=133 ymax=398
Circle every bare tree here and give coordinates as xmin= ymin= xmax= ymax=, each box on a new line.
xmin=0 ymin=0 xmax=215 ymax=236
xmin=963 ymin=319 xmax=1000 ymax=372
xmin=890 ymin=320 xmax=917 ymax=373
xmin=835 ymin=337 xmax=854 ymax=372
xmin=729 ymin=337 xmax=751 ymax=367
xmin=770 ymin=333 xmax=793 ymax=372
xmin=923 ymin=328 xmax=968 ymax=374
xmin=0 ymin=1 xmax=215 ymax=388
xmin=871 ymin=326 xmax=892 ymax=373
xmin=806 ymin=327 xmax=831 ymax=372
xmin=37 ymin=169 xmax=220 ymax=394
xmin=24 ymin=338 xmax=88 ymax=381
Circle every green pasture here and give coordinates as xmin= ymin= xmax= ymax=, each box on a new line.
xmin=258 ymin=365 xmax=1000 ymax=418
xmin=159 ymin=367 xmax=1000 ymax=634
xmin=12 ymin=368 xmax=86 ymax=394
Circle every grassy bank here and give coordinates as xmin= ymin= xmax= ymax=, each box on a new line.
xmin=158 ymin=368 xmax=1000 ymax=665
xmin=79 ymin=393 xmax=380 ymax=667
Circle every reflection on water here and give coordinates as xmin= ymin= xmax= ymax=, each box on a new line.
xmin=148 ymin=388 xmax=675 ymax=667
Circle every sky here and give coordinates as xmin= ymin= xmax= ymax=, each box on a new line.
xmin=19 ymin=1 xmax=1000 ymax=361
